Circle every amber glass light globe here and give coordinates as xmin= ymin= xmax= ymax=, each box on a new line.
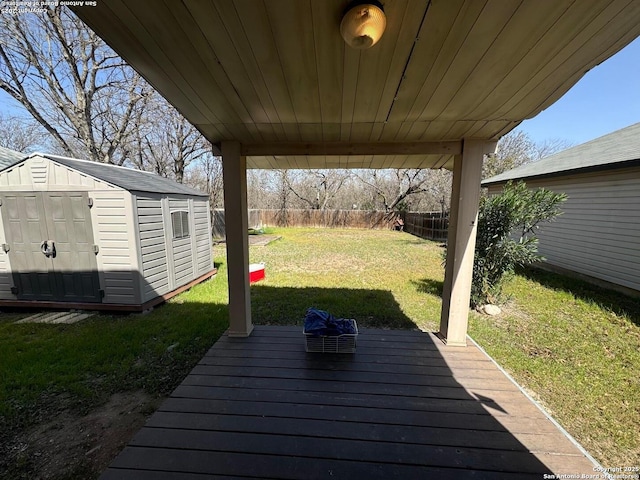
xmin=340 ymin=3 xmax=387 ymax=49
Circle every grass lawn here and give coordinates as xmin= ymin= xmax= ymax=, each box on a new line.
xmin=248 ymin=227 xmax=445 ymax=329
xmin=1 ymin=226 xmax=638 ymax=475
xmin=468 ymin=268 xmax=640 ymax=468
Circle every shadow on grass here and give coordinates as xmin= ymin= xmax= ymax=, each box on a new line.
xmin=251 ymin=285 xmax=417 ymax=330
xmin=411 ymin=278 xmax=444 ymax=297
xmin=397 ymin=237 xmax=447 ymax=247
xmin=518 ymin=266 xmax=640 ymax=326
xmin=0 ymin=280 xmax=230 ymax=430
xmin=0 ymin=290 xmax=231 ymax=479
xmin=397 ymin=237 xmax=430 ymax=246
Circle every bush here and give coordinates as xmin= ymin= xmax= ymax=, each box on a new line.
xmin=471 ymin=181 xmax=566 ymax=306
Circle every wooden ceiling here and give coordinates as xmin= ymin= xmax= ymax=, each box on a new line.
xmin=71 ymin=0 xmax=640 ymax=169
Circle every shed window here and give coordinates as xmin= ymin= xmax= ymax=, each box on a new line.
xmin=171 ymin=210 xmax=190 ymax=239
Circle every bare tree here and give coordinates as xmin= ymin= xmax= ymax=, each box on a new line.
xmin=275 ymin=170 xmax=291 ymax=226
xmin=419 ymin=168 xmax=452 ymax=213
xmin=354 ymin=169 xmax=438 ymax=213
xmin=184 ymin=152 xmax=224 ymax=235
xmin=185 ymin=153 xmax=224 ymax=208
xmin=246 ymin=169 xmax=281 ymax=209
xmin=131 ymin=95 xmax=209 ymax=183
xmin=483 ymin=130 xmax=572 ymax=179
xmin=0 ymin=6 xmax=152 ymax=164
xmin=483 ymin=130 xmax=534 ymax=179
xmin=534 ymin=137 xmax=574 ymax=161
xmin=283 ymin=170 xmax=352 ymax=210
xmin=244 ymin=167 xmax=452 ymax=214
xmin=0 ymin=113 xmax=48 ymax=153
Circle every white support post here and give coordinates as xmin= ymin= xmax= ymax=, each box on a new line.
xmin=221 ymin=141 xmax=253 ymax=337
xmin=438 ymin=139 xmax=496 ymax=346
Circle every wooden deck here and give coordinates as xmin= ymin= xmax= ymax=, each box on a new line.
xmin=100 ymin=326 xmax=596 ymax=479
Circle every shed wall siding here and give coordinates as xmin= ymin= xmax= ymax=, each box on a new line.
xmin=136 ymin=194 xmax=171 ymax=302
xmin=136 ymin=194 xmax=212 ymax=304
xmin=90 ymin=191 xmax=139 ymax=304
xmin=0 ymin=206 xmax=13 ymax=299
xmin=488 ymin=166 xmax=640 ymax=292
xmin=169 ymin=198 xmax=194 ymax=286
xmin=193 ymin=198 xmax=213 ymax=276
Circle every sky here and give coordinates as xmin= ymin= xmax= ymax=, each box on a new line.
xmin=518 ymin=36 xmax=640 ymax=146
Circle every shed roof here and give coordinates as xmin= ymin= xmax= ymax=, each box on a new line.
xmin=482 ymin=122 xmax=640 ymax=186
xmin=36 ymin=154 xmax=208 ymax=197
xmin=0 ymin=146 xmax=25 ymax=169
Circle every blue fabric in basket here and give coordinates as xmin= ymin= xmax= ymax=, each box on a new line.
xmin=304 ymin=308 xmax=356 ymax=336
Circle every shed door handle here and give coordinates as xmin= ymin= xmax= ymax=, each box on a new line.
xmin=40 ymin=240 xmax=56 ymax=258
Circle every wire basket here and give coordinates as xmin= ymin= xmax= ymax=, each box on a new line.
xmin=303 ymin=319 xmax=358 ymax=353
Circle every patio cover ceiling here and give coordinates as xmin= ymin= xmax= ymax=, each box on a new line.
xmin=71 ymin=0 xmax=640 ymax=170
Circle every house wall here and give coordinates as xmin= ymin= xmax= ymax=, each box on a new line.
xmin=0 ymin=156 xmax=140 ymax=304
xmin=487 ymin=166 xmax=640 ymax=293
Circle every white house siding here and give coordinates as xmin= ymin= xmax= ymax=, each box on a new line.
xmin=488 ymin=166 xmax=640 ymax=292
xmin=193 ymin=198 xmax=213 ymax=276
xmin=136 ymin=194 xmax=170 ymax=302
xmin=169 ymin=198 xmax=195 ymax=287
xmin=90 ymin=191 xmax=140 ymax=304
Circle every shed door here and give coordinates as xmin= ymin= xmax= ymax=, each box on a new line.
xmin=1 ymin=193 xmax=58 ymax=300
xmin=1 ymin=192 xmax=101 ymax=302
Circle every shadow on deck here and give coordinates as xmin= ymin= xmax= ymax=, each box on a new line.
xmin=99 ymin=326 xmax=596 ymax=479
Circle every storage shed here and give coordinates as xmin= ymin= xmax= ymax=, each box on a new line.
xmin=0 ymin=153 xmax=215 ymax=310
xmin=483 ymin=123 xmax=640 ymax=296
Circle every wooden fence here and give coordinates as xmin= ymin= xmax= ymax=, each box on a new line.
xmin=211 ymin=208 xmax=448 ymax=241
xmin=402 ymin=212 xmax=449 ymax=241
xmin=211 ymin=209 xmax=262 ymax=239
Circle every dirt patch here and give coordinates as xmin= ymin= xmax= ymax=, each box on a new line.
xmin=3 ymin=390 xmax=160 ymax=480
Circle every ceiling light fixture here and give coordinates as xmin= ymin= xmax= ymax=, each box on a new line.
xmin=340 ymin=1 xmax=387 ymax=50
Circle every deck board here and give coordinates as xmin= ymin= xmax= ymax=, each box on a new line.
xmin=100 ymin=326 xmax=596 ymax=479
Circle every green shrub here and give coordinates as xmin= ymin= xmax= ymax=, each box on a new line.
xmin=471 ymin=181 xmax=566 ymax=306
